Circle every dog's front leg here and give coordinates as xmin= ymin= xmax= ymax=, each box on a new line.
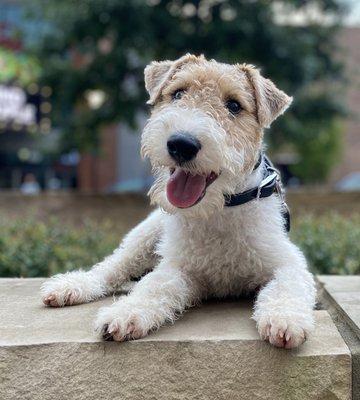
xmin=252 ymin=238 xmax=316 ymax=349
xmin=41 ymin=209 xmax=163 ymax=307
xmin=95 ymin=261 xmax=196 ymax=341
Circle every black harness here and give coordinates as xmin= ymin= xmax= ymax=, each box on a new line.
xmin=224 ymin=154 xmax=291 ymax=232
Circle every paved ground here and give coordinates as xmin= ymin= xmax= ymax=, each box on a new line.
xmin=0 ymin=278 xmax=352 ymax=400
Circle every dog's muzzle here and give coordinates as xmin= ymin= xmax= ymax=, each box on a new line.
xmin=167 ymin=132 xmax=201 ymax=165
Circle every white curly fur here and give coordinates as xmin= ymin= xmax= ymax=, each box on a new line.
xmin=41 ymin=55 xmax=315 ymax=349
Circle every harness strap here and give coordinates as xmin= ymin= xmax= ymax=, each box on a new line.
xmin=224 ymin=154 xmax=291 ymax=232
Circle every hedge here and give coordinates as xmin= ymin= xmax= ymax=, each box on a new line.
xmin=0 ymin=213 xmax=359 ymax=277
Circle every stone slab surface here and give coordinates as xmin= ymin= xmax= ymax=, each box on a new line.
xmin=318 ymin=275 xmax=360 ymax=339
xmin=0 ymin=278 xmax=352 ymax=400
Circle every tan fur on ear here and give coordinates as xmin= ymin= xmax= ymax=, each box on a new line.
xmin=144 ymin=54 xmax=205 ymax=105
xmin=240 ymin=64 xmax=292 ymax=128
xmin=144 ymin=60 xmax=173 ymax=102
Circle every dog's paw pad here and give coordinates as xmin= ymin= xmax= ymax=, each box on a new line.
xmin=268 ymin=326 xmax=305 ymax=349
xmin=43 ymin=294 xmax=59 ymax=307
xmin=42 ymin=290 xmax=80 ymax=307
xmin=104 ymin=320 xmax=145 ymax=342
xmin=96 ymin=308 xmax=148 ymax=342
xmin=257 ymin=316 xmax=307 ymax=349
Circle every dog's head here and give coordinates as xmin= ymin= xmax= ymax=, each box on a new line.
xmin=141 ymin=54 xmax=292 ymax=218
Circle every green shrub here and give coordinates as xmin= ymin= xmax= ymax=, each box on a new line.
xmin=292 ymin=213 xmax=360 ymax=275
xmin=0 ymin=218 xmax=118 ymax=277
xmin=0 ymin=213 xmax=358 ymax=277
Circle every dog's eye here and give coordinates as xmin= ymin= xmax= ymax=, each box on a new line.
xmin=172 ymin=89 xmax=185 ymax=101
xmin=225 ymin=99 xmax=242 ymax=115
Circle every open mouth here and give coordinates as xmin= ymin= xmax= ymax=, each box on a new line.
xmin=166 ymin=168 xmax=218 ymax=209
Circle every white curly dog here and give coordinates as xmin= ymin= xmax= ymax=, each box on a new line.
xmin=41 ymin=54 xmax=315 ymax=349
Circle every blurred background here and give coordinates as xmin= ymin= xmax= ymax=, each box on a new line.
xmin=0 ymin=0 xmax=359 ymax=278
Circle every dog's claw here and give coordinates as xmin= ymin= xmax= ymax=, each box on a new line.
xmin=43 ymin=295 xmax=54 ymax=304
xmin=103 ymin=334 xmax=114 ymax=341
xmin=102 ymin=324 xmax=115 ymax=341
xmin=43 ymin=294 xmax=62 ymax=307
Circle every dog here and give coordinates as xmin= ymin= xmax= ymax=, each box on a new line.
xmin=41 ymin=54 xmax=316 ymax=349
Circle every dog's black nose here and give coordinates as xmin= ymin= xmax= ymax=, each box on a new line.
xmin=167 ymin=133 xmax=201 ymax=165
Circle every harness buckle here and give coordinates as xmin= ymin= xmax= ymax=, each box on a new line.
xmin=266 ymin=161 xmax=284 ymax=201
xmin=256 ymin=171 xmax=278 ymax=200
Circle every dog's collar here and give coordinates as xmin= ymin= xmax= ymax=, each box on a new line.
xmin=224 ymin=153 xmax=290 ymax=231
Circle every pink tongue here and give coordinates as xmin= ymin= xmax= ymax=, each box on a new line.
xmin=167 ymin=169 xmax=207 ymax=208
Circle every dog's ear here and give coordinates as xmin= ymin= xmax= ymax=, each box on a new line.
xmin=144 ymin=60 xmax=173 ymax=104
xmin=144 ymin=54 xmax=204 ymax=105
xmin=241 ymin=65 xmax=292 ymax=128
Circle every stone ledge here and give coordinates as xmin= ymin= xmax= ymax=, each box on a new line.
xmin=318 ymin=275 xmax=360 ymax=339
xmin=317 ymin=275 xmax=360 ymax=400
xmin=0 ymin=279 xmax=352 ymax=400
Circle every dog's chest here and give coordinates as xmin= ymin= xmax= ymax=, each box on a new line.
xmin=159 ymin=211 xmax=272 ymax=295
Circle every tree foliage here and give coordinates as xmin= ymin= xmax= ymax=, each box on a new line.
xmin=27 ymin=0 xmax=346 ymax=182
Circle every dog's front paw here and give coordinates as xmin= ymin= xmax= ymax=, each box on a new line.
xmin=42 ymin=290 xmax=79 ymax=307
xmin=41 ymin=277 xmax=80 ymax=307
xmin=41 ymin=271 xmax=104 ymax=307
xmin=256 ymin=313 xmax=313 ymax=349
xmin=95 ymin=303 xmax=149 ymax=342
